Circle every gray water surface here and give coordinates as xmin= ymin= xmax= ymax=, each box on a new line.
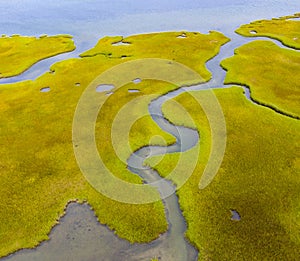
xmin=4 ymin=203 xmax=197 ymax=261
xmin=0 ymin=0 xmax=299 ymax=84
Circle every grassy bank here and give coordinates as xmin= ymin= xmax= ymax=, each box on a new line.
xmin=221 ymin=40 xmax=300 ymax=119
xmin=0 ymin=35 xmax=76 ymax=78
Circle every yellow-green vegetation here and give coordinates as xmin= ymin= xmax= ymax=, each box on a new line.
xmin=80 ymin=31 xmax=230 ymax=81
xmin=0 ymin=31 xmax=228 ymax=257
xmin=0 ymin=35 xmax=76 ymax=78
xmin=146 ymin=87 xmax=300 ymax=260
xmin=109 ymin=90 xmax=176 ymax=161
xmin=95 ymin=81 xmax=178 ymax=184
xmin=221 ymin=40 xmax=300 ymax=118
xmin=235 ymin=13 xmax=300 ymax=49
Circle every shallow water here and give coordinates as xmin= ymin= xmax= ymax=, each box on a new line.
xmin=127 ymin=91 xmax=200 ymax=260
xmin=4 ymin=203 xmax=197 ymax=261
xmin=1 ymin=1 xmax=300 ymax=260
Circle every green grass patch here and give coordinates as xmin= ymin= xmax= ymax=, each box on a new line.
xmin=146 ymin=87 xmax=300 ymax=260
xmin=0 ymin=31 xmax=228 ymax=257
xmin=221 ymin=40 xmax=300 ymax=118
xmin=235 ymin=13 xmax=300 ymax=49
xmin=0 ymin=35 xmax=76 ymax=78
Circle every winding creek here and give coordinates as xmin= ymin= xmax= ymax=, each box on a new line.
xmin=1 ymin=1 xmax=300 ymax=260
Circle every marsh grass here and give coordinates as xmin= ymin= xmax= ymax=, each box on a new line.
xmin=146 ymin=87 xmax=300 ymax=260
xmin=235 ymin=13 xmax=300 ymax=49
xmin=221 ymin=40 xmax=300 ymax=118
xmin=80 ymin=31 xmax=230 ymax=82
xmin=0 ymin=32 xmax=228 ymax=257
xmin=0 ymin=35 xmax=75 ymax=78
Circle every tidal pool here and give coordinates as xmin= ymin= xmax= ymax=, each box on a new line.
xmin=128 ymin=89 xmax=140 ymax=93
xmin=40 ymin=87 xmax=50 ymax=92
xmin=230 ymin=210 xmax=241 ymax=221
xmin=132 ymin=78 xmax=142 ymax=84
